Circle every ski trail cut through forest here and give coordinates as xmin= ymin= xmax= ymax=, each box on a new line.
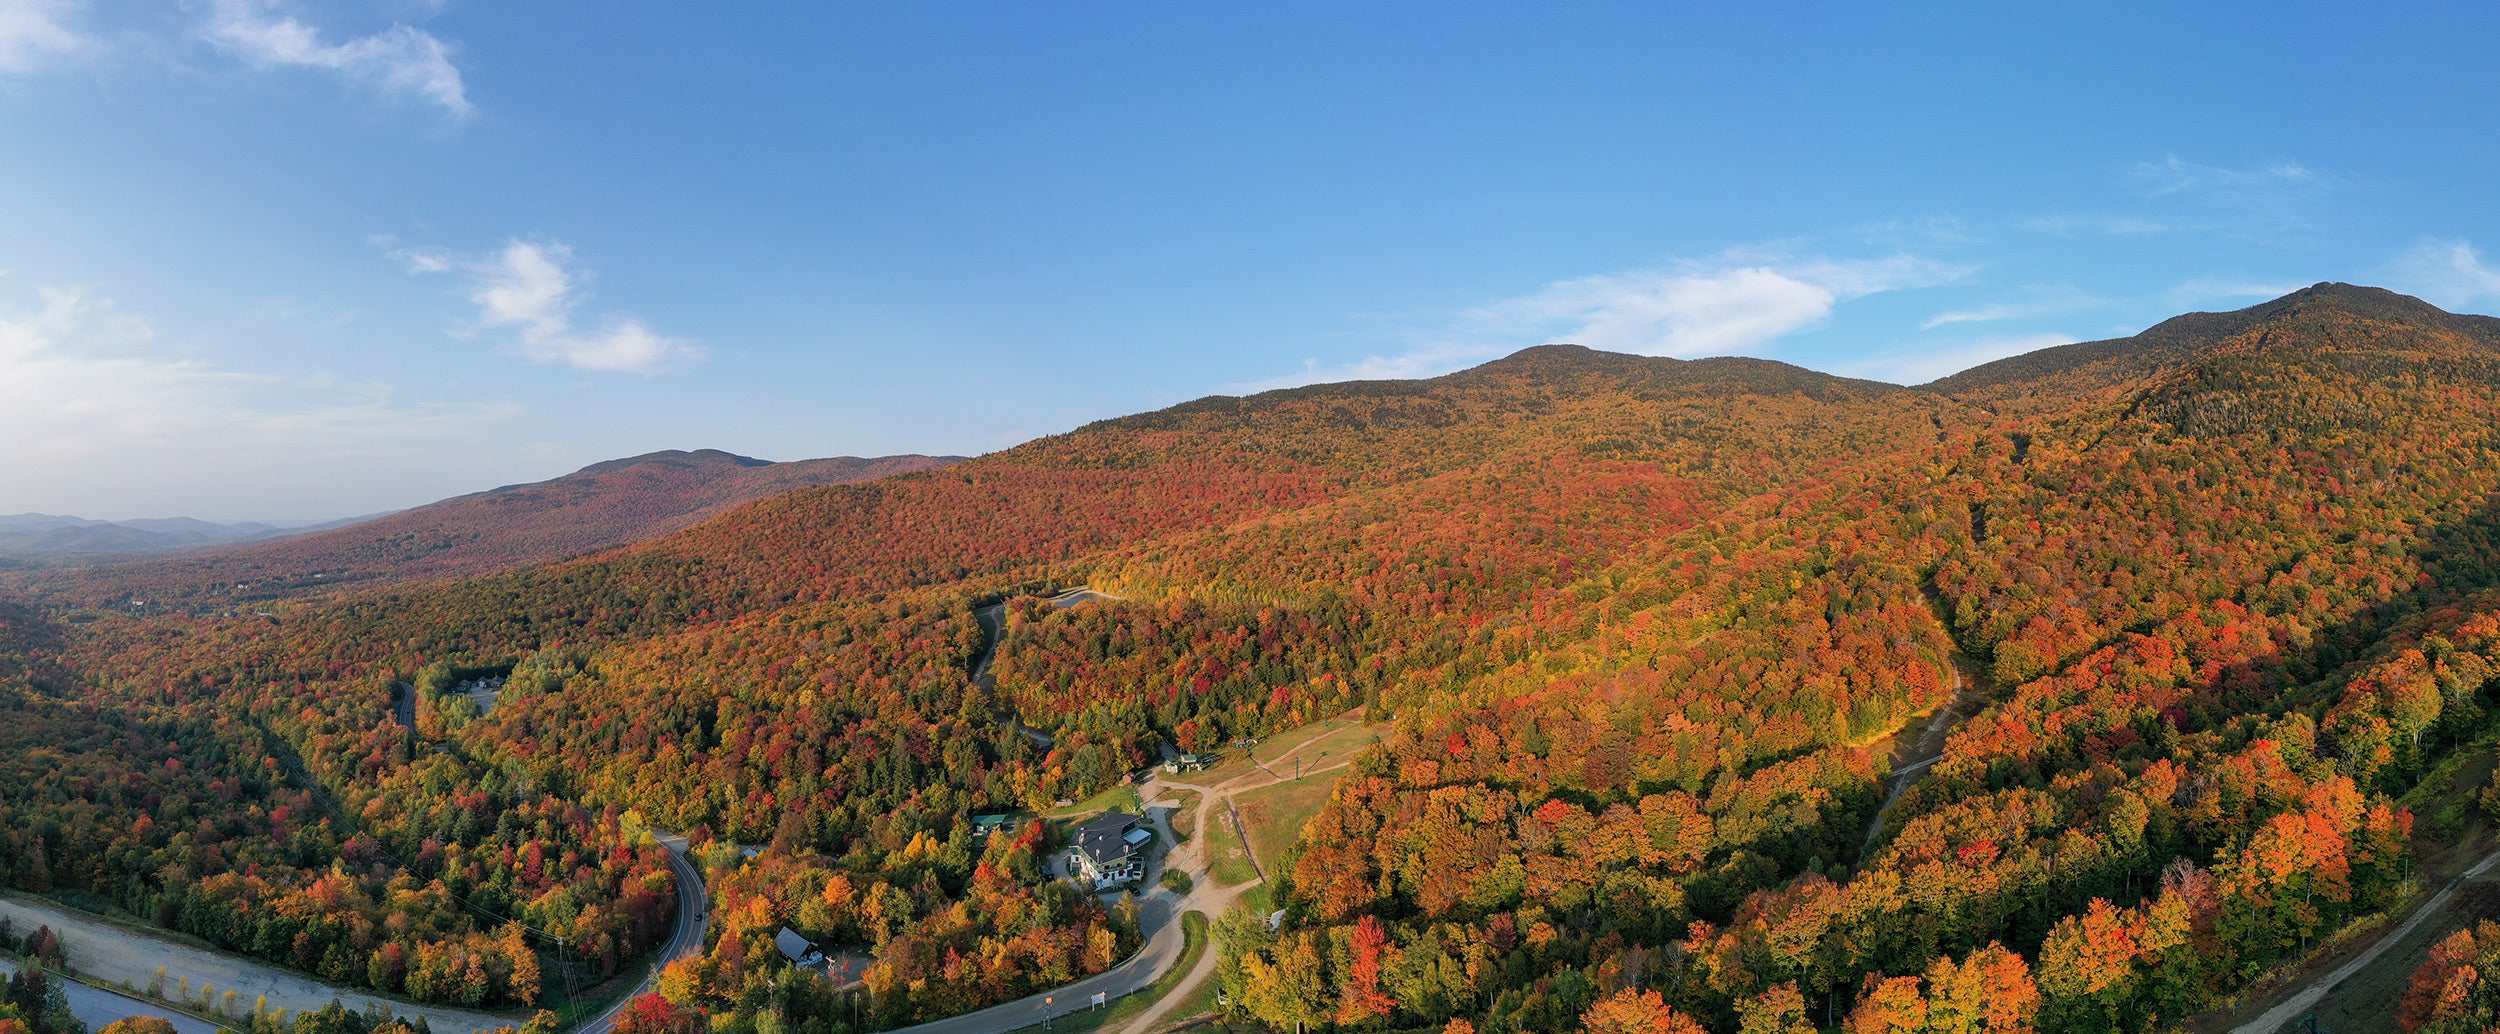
xmin=1857 ymin=655 xmax=1985 ymax=861
xmin=1859 ymin=581 xmax=1995 ymax=863
xmin=969 ymin=589 xmax=1124 ymax=749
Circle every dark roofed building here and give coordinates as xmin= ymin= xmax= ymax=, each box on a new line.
xmin=775 ymin=926 xmax=825 ymax=967
xmin=1072 ymin=810 xmax=1145 ymax=885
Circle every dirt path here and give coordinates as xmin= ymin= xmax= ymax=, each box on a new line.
xmin=1046 ymin=587 xmax=1124 ymax=609
xmin=2225 ymin=843 xmax=2500 ymax=1034
xmin=0 ymin=957 xmax=220 ymax=1034
xmin=1113 ymin=713 xmax=1376 ymax=1034
xmin=0 ymin=828 xmax=708 ymax=1034
xmin=1117 ymin=778 xmax=1254 ymax=1034
xmin=1858 ymin=656 xmax=1985 ymax=861
xmin=0 ymin=893 xmax=519 ymax=1034
xmin=970 ymin=598 xmax=1071 ymax=748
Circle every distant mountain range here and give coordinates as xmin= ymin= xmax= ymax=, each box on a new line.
xmin=23 ymin=448 xmax=960 ymax=602
xmin=0 ymin=511 xmax=377 ymax=557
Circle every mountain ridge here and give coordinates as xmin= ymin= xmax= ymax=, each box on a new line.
xmin=1925 ymin=281 xmax=2499 ymax=398
xmin=20 ymin=448 xmax=961 ymax=603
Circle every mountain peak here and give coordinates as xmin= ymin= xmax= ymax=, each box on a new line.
xmin=575 ymin=449 xmax=773 ymax=477
xmin=2217 ymin=281 xmax=2452 ymax=328
xmin=2273 ymin=280 xmax=2441 ymax=311
xmin=1930 ymin=282 xmax=2489 ymax=398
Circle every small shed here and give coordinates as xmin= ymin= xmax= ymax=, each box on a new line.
xmin=775 ymin=926 xmax=825 ymax=967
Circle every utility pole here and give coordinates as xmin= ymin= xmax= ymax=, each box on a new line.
xmin=557 ymin=935 xmax=576 ymax=1019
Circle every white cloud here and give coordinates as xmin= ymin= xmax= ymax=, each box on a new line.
xmin=474 ymin=241 xmax=573 ymax=339
xmin=0 ymin=284 xmax=521 ymax=518
xmin=2390 ymin=239 xmax=2500 ymax=312
xmin=0 ymin=0 xmax=89 ymax=74
xmin=1838 ymin=332 xmax=2078 ymax=386
xmin=400 ymin=239 xmax=705 ymax=374
xmin=1469 ymin=252 xmax=1967 ymax=358
xmin=1243 ymin=250 xmax=1966 ymax=391
xmin=202 ymin=0 xmax=469 ymax=117
xmin=1854 ymin=215 xmax=1979 ymax=248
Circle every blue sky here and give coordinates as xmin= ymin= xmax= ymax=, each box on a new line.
xmin=5 ymin=2 xmax=2500 ymax=520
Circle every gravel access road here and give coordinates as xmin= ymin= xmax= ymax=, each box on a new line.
xmin=0 ymin=895 xmax=517 ymax=1034
xmin=0 ymin=957 xmax=220 ymax=1034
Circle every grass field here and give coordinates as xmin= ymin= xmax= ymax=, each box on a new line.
xmin=999 ymin=911 xmax=1208 ymax=1034
xmin=1205 ymin=806 xmax=1260 ymax=885
xmin=1194 ymin=711 xmax=1373 ymax=781
xmin=1238 ymin=882 xmax=1273 ymax=917
xmin=1252 ymin=718 xmax=1380 ymax=776
xmin=1160 ymin=789 xmax=1200 ymax=843
xmin=1232 ymin=772 xmax=1338 ymax=875
xmin=1047 ymin=782 xmax=1146 ymax=821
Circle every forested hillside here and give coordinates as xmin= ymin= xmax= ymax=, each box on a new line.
xmin=19 ymin=450 xmax=958 ymax=607
xmin=6 ymin=284 xmax=2499 ymax=1033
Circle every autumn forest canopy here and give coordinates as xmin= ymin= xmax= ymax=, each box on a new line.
xmin=10 ymin=283 xmax=2500 ymax=1033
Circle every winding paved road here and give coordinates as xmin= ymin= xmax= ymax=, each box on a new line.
xmin=579 ymin=833 xmax=709 ymax=1033
xmin=1113 ymin=714 xmax=1375 ymax=1034
xmin=884 ymin=895 xmax=1188 ymax=1034
xmin=883 ymin=707 xmax=1376 ymax=1034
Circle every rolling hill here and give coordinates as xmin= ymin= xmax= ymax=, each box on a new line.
xmin=23 ymin=448 xmax=960 ymax=606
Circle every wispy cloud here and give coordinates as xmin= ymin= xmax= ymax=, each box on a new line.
xmin=0 ymin=283 xmax=519 ymax=517
xmin=2131 ymin=155 xmax=2318 ymax=203
xmin=2013 ymin=157 xmax=2331 ymax=246
xmin=2390 ymin=239 xmax=2500 ymax=312
xmin=390 ymin=238 xmax=704 ymax=373
xmin=1839 ymin=331 xmax=2077 ymax=386
xmin=0 ymin=0 xmax=89 ymax=74
xmin=1854 ymin=215 xmax=1980 ymax=248
xmin=1237 ymin=342 xmax=1506 ymax=393
xmin=2019 ymin=214 xmax=2178 ymax=238
xmin=1243 ymin=250 xmax=1967 ymax=392
xmin=202 ymin=0 xmax=469 ymax=118
xmin=2165 ymin=277 xmax=2305 ymax=308
xmin=1921 ymin=286 xmax=2107 ymax=329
